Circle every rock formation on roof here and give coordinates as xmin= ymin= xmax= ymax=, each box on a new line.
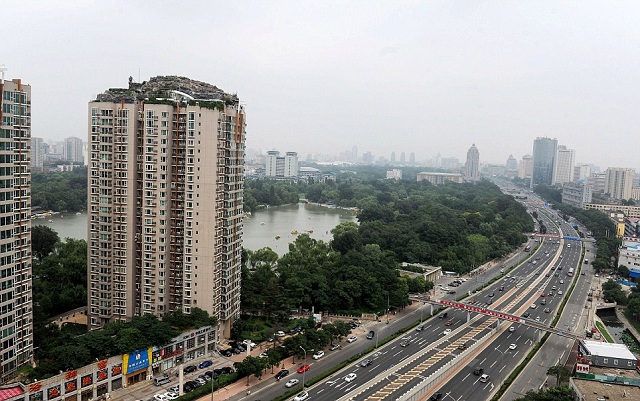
xmin=93 ymin=75 xmax=238 ymax=104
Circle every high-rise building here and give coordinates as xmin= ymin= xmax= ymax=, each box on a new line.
xmin=265 ymin=150 xmax=298 ymax=178
xmin=63 ymin=136 xmax=85 ymax=164
xmin=519 ymin=154 xmax=533 ymax=181
xmin=587 ymin=172 xmax=606 ymax=194
xmin=409 ymin=152 xmax=416 ymax=165
xmin=399 ymin=152 xmax=406 ymax=164
xmin=554 ymin=145 xmax=575 ymax=184
xmin=605 ymin=167 xmax=635 ymax=200
xmin=390 ymin=151 xmax=396 ymax=163
xmin=0 ymin=74 xmax=34 ymax=382
xmin=31 ymin=137 xmax=44 ymax=169
xmin=505 ymin=154 xmax=518 ymax=175
xmin=87 ymin=76 xmax=245 ymax=338
xmin=531 ymin=137 xmax=557 ymax=187
xmin=574 ymin=163 xmax=593 ymax=183
xmin=464 ymin=144 xmax=480 ymax=182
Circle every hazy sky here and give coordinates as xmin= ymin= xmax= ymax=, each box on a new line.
xmin=3 ymin=1 xmax=640 ymax=168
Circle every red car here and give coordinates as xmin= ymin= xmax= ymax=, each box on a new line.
xmin=297 ymin=364 xmax=310 ymax=374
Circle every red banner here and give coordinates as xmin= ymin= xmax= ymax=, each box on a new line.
xmin=439 ymin=300 xmax=522 ymax=323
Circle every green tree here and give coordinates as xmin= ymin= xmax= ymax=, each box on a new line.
xmin=546 ymin=365 xmax=570 ymax=387
xmin=32 ymin=225 xmax=60 ymax=259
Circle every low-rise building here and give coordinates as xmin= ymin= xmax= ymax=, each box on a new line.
xmin=618 ymin=237 xmax=640 ymax=278
xmin=416 ymin=172 xmax=464 ymax=185
xmin=578 ymin=340 xmax=638 ymax=370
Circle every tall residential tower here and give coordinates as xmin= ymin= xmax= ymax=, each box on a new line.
xmin=0 ymin=74 xmax=33 ymax=382
xmin=464 ymin=144 xmax=480 ymax=182
xmin=87 ymin=76 xmax=245 ymax=338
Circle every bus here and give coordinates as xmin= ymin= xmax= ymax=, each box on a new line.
xmin=567 ymin=268 xmax=574 ymax=277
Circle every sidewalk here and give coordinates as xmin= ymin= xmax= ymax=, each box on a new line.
xmin=615 ymin=307 xmax=640 ymax=343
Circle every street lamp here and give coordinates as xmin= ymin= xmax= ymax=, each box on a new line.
xmin=299 ymin=346 xmax=313 ymax=389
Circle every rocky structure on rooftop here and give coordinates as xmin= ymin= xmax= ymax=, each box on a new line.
xmin=93 ymin=75 xmax=238 ymax=104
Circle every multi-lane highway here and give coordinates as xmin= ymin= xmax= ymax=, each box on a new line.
xmin=231 ymin=185 xmax=592 ymax=401
xmin=289 ymin=197 xmax=586 ymax=401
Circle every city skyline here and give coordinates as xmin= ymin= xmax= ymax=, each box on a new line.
xmin=3 ymin=2 xmax=640 ymax=169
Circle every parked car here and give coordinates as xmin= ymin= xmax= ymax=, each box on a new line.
xmin=184 ymin=365 xmax=197 ymax=374
xmin=276 ymin=330 xmax=286 ymax=337
xmin=312 ymin=351 xmax=325 ymax=360
xmin=198 ymin=360 xmax=213 ymax=369
xmin=220 ymin=349 xmax=233 ymax=357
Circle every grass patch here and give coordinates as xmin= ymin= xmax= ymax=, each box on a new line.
xmin=595 ymin=321 xmax=615 ymax=343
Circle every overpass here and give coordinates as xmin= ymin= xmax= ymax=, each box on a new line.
xmin=409 ymin=295 xmax=584 ymax=340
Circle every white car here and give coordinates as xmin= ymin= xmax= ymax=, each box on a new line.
xmin=259 ymin=352 xmax=268 ymax=358
xmin=558 ymin=290 xmax=563 ymax=295
xmin=530 ymin=304 xmax=537 ymax=309
xmin=276 ymin=330 xmax=286 ymax=337
xmin=509 ymin=343 xmax=517 ymax=350
xmin=443 ymin=329 xmax=452 ymax=335
xmin=243 ymin=339 xmax=257 ymax=349
xmin=312 ymin=350 xmax=325 ymax=360
xmin=285 ymin=378 xmax=300 ymax=388
xmin=153 ymin=395 xmax=168 ymax=401
xmin=347 ymin=336 xmax=357 ymax=343
xmin=509 ymin=326 xmax=515 ymax=332
xmin=164 ymin=393 xmax=179 ymax=401
xmin=344 ymin=373 xmax=357 ymax=382
xmin=293 ymin=391 xmax=309 ymax=401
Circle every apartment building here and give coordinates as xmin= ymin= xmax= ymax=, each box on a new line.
xmin=87 ymin=76 xmax=245 ymax=338
xmin=416 ymin=172 xmax=464 ymax=185
xmin=63 ymin=136 xmax=85 ymax=165
xmin=605 ymin=167 xmax=635 ymax=200
xmin=554 ymin=145 xmax=575 ymax=184
xmin=0 ymin=74 xmax=34 ymax=382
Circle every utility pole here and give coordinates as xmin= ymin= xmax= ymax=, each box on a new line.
xmin=386 ymin=294 xmax=390 ymax=324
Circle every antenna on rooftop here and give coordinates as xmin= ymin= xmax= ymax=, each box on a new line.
xmin=0 ymin=65 xmax=7 ymax=84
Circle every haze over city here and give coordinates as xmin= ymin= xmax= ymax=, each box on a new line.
xmin=4 ymin=1 xmax=640 ymax=168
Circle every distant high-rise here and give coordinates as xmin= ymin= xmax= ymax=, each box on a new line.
xmin=531 ymin=137 xmax=557 ymax=187
xmin=574 ymin=163 xmax=593 ymax=183
xmin=390 ymin=151 xmax=396 ymax=163
xmin=505 ymin=154 xmax=518 ymax=173
xmin=554 ymin=145 xmax=575 ymax=184
xmin=519 ymin=154 xmax=533 ymax=181
xmin=409 ymin=152 xmax=416 ymax=165
xmin=351 ymin=145 xmax=358 ymax=162
xmin=63 ymin=136 xmax=85 ymax=164
xmin=87 ymin=76 xmax=245 ymax=338
xmin=464 ymin=144 xmax=480 ymax=182
xmin=31 ymin=137 xmax=44 ymax=169
xmin=400 ymin=152 xmax=406 ymax=163
xmin=265 ymin=150 xmax=298 ymax=178
xmin=605 ymin=167 xmax=635 ymax=200
xmin=0 ymin=75 xmax=34 ymax=382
